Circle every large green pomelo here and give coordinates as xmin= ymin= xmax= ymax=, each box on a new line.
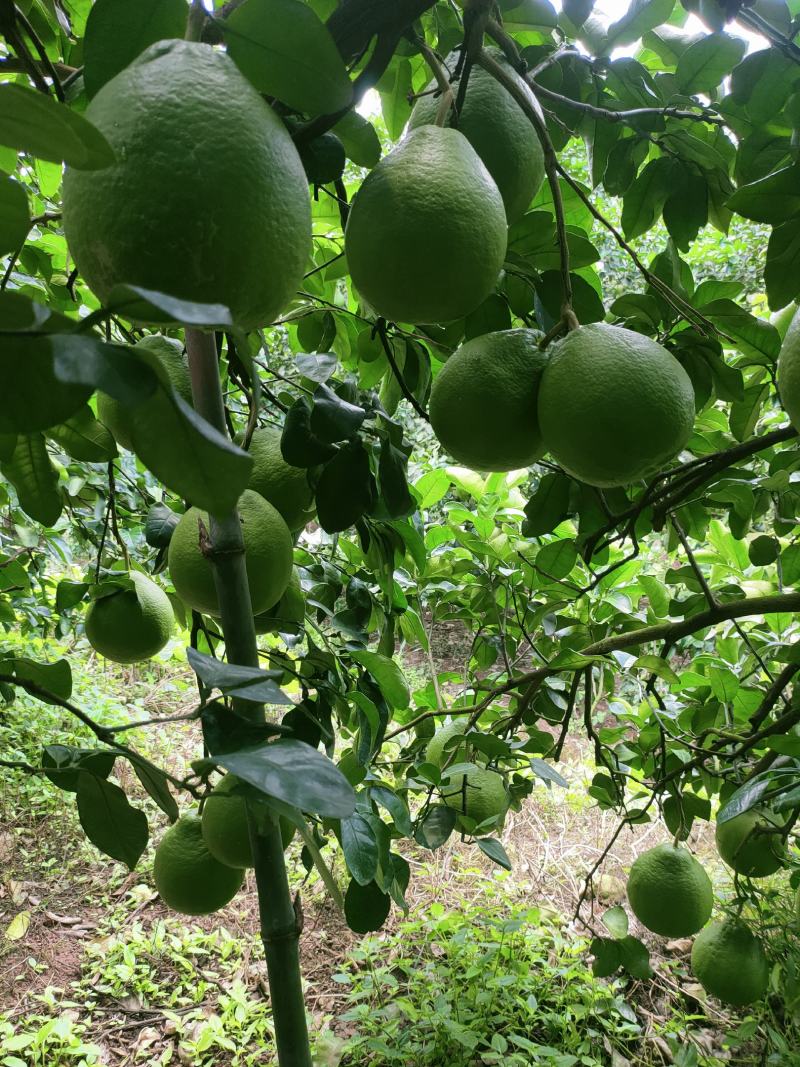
xmin=691 ymin=921 xmax=769 ymax=1006
xmin=408 ymin=49 xmax=544 ymax=223
xmin=537 ymin=323 xmax=696 ymax=487
xmin=442 ymin=766 xmax=508 ymax=830
xmin=626 ymin=844 xmax=713 ymax=938
xmin=84 ymin=571 xmax=173 ymax=664
xmin=201 ymin=774 xmax=295 ymax=868
xmin=344 ymin=126 xmax=507 ymax=325
xmin=247 ymin=426 xmax=315 ymax=532
xmin=153 ymin=815 xmax=243 ymax=915
xmin=777 ymin=306 xmax=800 ymax=432
xmin=715 ymin=809 xmax=786 ymax=878
xmin=429 ymin=328 xmax=548 ymax=471
xmin=97 ymin=335 xmax=192 ymax=452
xmin=168 ymin=490 xmax=293 ymax=617
xmin=62 ymin=40 xmax=311 ymax=330
xmin=253 ymin=569 xmax=305 ymax=635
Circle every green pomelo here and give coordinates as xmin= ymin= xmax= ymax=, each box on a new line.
xmin=715 ymin=809 xmax=786 ymax=878
xmin=537 ymin=323 xmax=696 ymax=487
xmin=691 ymin=921 xmax=769 ymax=1006
xmin=153 ymin=815 xmax=243 ymax=915
xmin=201 ymin=775 xmax=295 ymax=868
xmin=84 ymin=571 xmax=173 ymax=664
xmin=777 ymin=306 xmax=800 ymax=432
xmin=253 ymin=569 xmax=305 ymax=635
xmin=344 ymin=126 xmax=507 ymax=325
xmin=408 ymin=49 xmax=544 ymax=223
xmin=425 ymin=720 xmax=468 ymax=768
xmin=168 ymin=489 xmax=293 ymax=617
xmin=442 ymin=766 xmax=508 ymax=829
xmin=429 ymin=328 xmax=548 ymax=471
xmin=626 ymin=844 xmax=713 ymax=938
xmin=97 ymin=336 xmax=192 ymax=452
xmin=62 ymin=40 xmax=311 ymax=331
xmin=247 ymin=426 xmax=315 ymax=531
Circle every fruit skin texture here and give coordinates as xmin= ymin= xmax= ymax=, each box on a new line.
xmin=537 ymin=323 xmax=695 ymax=487
xmin=344 ymin=126 xmax=507 ymax=325
xmin=777 ymin=305 xmax=800 ymax=432
xmin=429 ymin=329 xmax=548 ymax=471
xmin=691 ymin=921 xmax=769 ymax=1006
xmin=84 ymin=571 xmax=173 ymax=664
xmin=715 ymin=810 xmax=786 ymax=878
xmin=153 ymin=815 xmax=244 ymax=915
xmin=425 ymin=720 xmax=469 ymax=768
xmin=201 ymin=775 xmax=294 ymax=868
xmin=253 ymin=569 xmax=305 ymax=635
xmin=62 ymin=40 xmax=311 ymax=331
xmin=168 ymin=490 xmax=293 ymax=617
xmin=442 ymin=766 xmax=508 ymax=829
xmin=408 ymin=49 xmax=544 ymax=223
xmin=247 ymin=426 xmax=315 ymax=532
xmin=98 ymin=336 xmax=192 ymax=452
xmin=626 ymin=844 xmax=713 ymax=938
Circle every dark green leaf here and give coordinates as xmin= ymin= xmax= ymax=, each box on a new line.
xmin=591 ymin=936 xmax=622 ymax=977
xmin=536 ymin=539 xmax=578 ymax=579
xmin=281 ymin=397 xmax=337 ymax=467
xmin=622 ymin=157 xmax=674 ymax=240
xmin=225 ymin=0 xmax=353 ymax=115
xmin=749 ymin=535 xmax=780 ymax=566
xmin=619 ymin=935 xmax=653 ymax=978
xmin=333 ymin=111 xmax=381 ymax=168
xmin=216 ymin=740 xmax=356 ymax=818
xmin=42 ymin=745 xmax=115 ymax=793
xmin=0 ymin=174 xmax=29 ymax=256
xmin=378 ymin=441 xmax=414 ymax=519
xmin=530 ymin=758 xmax=569 ymax=787
xmin=415 ymin=803 xmax=457 ymax=849
xmin=47 ymin=405 xmax=117 ymax=462
xmin=1 ymin=335 xmax=95 ymax=435
xmin=9 ymin=657 xmax=72 ymax=701
xmin=1 ymin=434 xmax=62 ymax=525
xmin=344 ymin=878 xmax=391 ymax=933
xmin=341 ymin=811 xmax=379 ymax=884
xmin=370 ymin=785 xmax=413 ymax=836
xmin=123 ymin=751 xmax=179 ymax=821
xmin=675 ymin=33 xmax=746 ymax=93
xmin=83 ymin=0 xmax=188 ymax=98
xmin=76 ymin=771 xmax=148 ymax=869
xmin=56 ymin=581 xmax=89 ymax=613
xmin=717 ymin=776 xmax=771 ymax=822
xmin=315 ymin=439 xmax=376 ymax=533
xmin=523 ymin=473 xmax=572 ymax=536
xmin=766 ymin=220 xmax=800 ymax=310
xmin=105 ymin=284 xmax=234 ymax=328
xmin=0 ymin=83 xmax=115 ymax=169
xmin=477 ymin=837 xmax=512 ymax=870
xmin=700 ymin=300 xmax=781 ymax=364
xmin=350 ymin=650 xmax=410 ymax=710
xmin=727 ymin=164 xmax=800 ymax=224
xmin=310 ymin=383 xmax=366 ymax=443
xmin=145 ymin=503 xmax=180 ymax=548
xmin=187 ymin=647 xmax=292 ymax=705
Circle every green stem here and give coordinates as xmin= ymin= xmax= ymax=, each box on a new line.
xmin=185 ymin=328 xmax=312 ymax=1067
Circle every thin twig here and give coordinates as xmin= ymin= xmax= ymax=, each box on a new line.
xmin=375 ymin=319 xmax=430 ymax=421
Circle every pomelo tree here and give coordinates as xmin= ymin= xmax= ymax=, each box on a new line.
xmin=2 ymin=0 xmax=800 ymax=1059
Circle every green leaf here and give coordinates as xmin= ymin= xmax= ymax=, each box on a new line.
xmin=618 ymin=935 xmax=653 ymax=978
xmin=379 ymin=58 xmax=413 ymax=142
xmin=55 ymin=580 xmax=89 ymax=613
xmin=344 ymin=878 xmax=391 ymax=933
xmin=187 ymin=648 xmax=292 ymax=706
xmin=523 ymin=473 xmax=571 ymax=537
xmin=378 ymin=441 xmax=414 ymax=519
xmin=621 ymin=157 xmax=674 ymax=240
xmin=225 ymin=0 xmax=353 ymax=115
xmin=0 ymin=174 xmax=29 ymax=256
xmin=730 ymin=381 xmax=770 ymax=442
xmin=632 ymin=654 xmax=679 ymax=684
xmin=310 ymin=383 xmax=366 ymax=443
xmin=536 ymin=539 xmax=578 ymax=580
xmin=1 ymin=434 xmax=62 ymax=525
xmin=766 ymin=220 xmax=800 ymax=310
xmin=341 ymin=811 xmax=379 ymax=885
xmin=333 ymin=111 xmax=381 ymax=169
xmin=0 ymin=83 xmax=115 ymax=169
xmin=46 ymin=405 xmax=117 ymax=462
xmin=76 ymin=771 xmax=149 ymax=869
xmin=145 ymin=503 xmax=180 ymax=548
xmin=727 ymin=164 xmax=800 ymax=225
xmin=605 ymin=0 xmax=676 ymax=49
xmin=315 ymin=439 xmax=376 ymax=533
xmin=0 ymin=335 xmax=95 ymax=435
xmin=675 ymin=33 xmax=746 ymax=94
xmin=83 ymin=0 xmax=188 ymax=98
xmin=415 ymin=803 xmax=457 ymax=849
xmin=105 ymin=284 xmax=234 ymax=328
xmin=602 ymin=905 xmax=629 ymax=939
xmin=350 ymin=650 xmax=410 ymax=710
xmin=477 ymin=837 xmax=513 ymax=870
xmin=591 ymin=936 xmax=622 ymax=977
xmin=8 ymin=657 xmax=72 ymax=701
xmin=370 ymin=785 xmax=413 ymax=836
xmin=700 ymin=300 xmax=781 ymax=364
xmin=216 ymin=740 xmax=356 ymax=819
xmin=123 ymin=751 xmax=179 ymax=821
xmin=281 ymin=397 xmax=337 ymax=468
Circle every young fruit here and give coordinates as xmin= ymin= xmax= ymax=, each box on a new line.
xmin=345 ymin=126 xmax=507 ymax=325
xmin=442 ymin=766 xmax=508 ymax=830
xmin=201 ymin=775 xmax=295 ymax=868
xmin=626 ymin=844 xmax=713 ymax=938
xmin=691 ymin=921 xmax=769 ymax=1006
xmin=408 ymin=48 xmax=545 ymax=223
xmin=168 ymin=490 xmax=293 ymax=617
xmin=537 ymin=323 xmax=695 ymax=487
xmin=153 ymin=815 xmax=244 ymax=915
xmin=715 ymin=810 xmax=786 ymax=878
xmin=429 ymin=328 xmax=549 ymax=472
xmin=62 ymin=40 xmax=311 ymax=330
xmin=84 ymin=572 xmax=173 ymax=664
xmin=425 ymin=720 xmax=469 ymax=768
xmin=247 ymin=426 xmax=315 ymax=532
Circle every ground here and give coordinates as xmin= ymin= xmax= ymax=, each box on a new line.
xmin=0 ymin=636 xmax=794 ymax=1066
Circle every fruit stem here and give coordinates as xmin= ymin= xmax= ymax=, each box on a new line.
xmin=185 ymin=328 xmax=312 ymax=1067
xmin=185 ymin=0 xmax=207 ymax=42
xmin=413 ymin=35 xmax=455 ymax=127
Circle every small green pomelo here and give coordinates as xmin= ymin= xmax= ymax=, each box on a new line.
xmin=425 ymin=720 xmax=469 ymax=768
xmin=345 ymin=126 xmax=507 ymax=325
xmin=201 ymin=775 xmax=294 ymax=868
xmin=626 ymin=844 xmax=713 ymax=938
xmin=84 ymin=571 xmax=173 ymax=664
xmin=408 ymin=48 xmax=544 ymax=223
xmin=442 ymin=766 xmax=508 ymax=830
xmin=691 ymin=921 xmax=769 ymax=1006
xmin=62 ymin=40 xmax=311 ymax=330
xmin=715 ymin=809 xmax=786 ymax=878
xmin=777 ymin=306 xmax=800 ymax=432
xmin=247 ymin=426 xmax=315 ymax=532
xmin=537 ymin=323 xmax=696 ymax=487
xmin=153 ymin=815 xmax=244 ymax=915
xmin=429 ymin=328 xmax=548 ymax=471
xmin=168 ymin=489 xmax=293 ymax=617
xmin=253 ymin=569 xmax=305 ymax=635
xmin=97 ymin=336 xmax=192 ymax=452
